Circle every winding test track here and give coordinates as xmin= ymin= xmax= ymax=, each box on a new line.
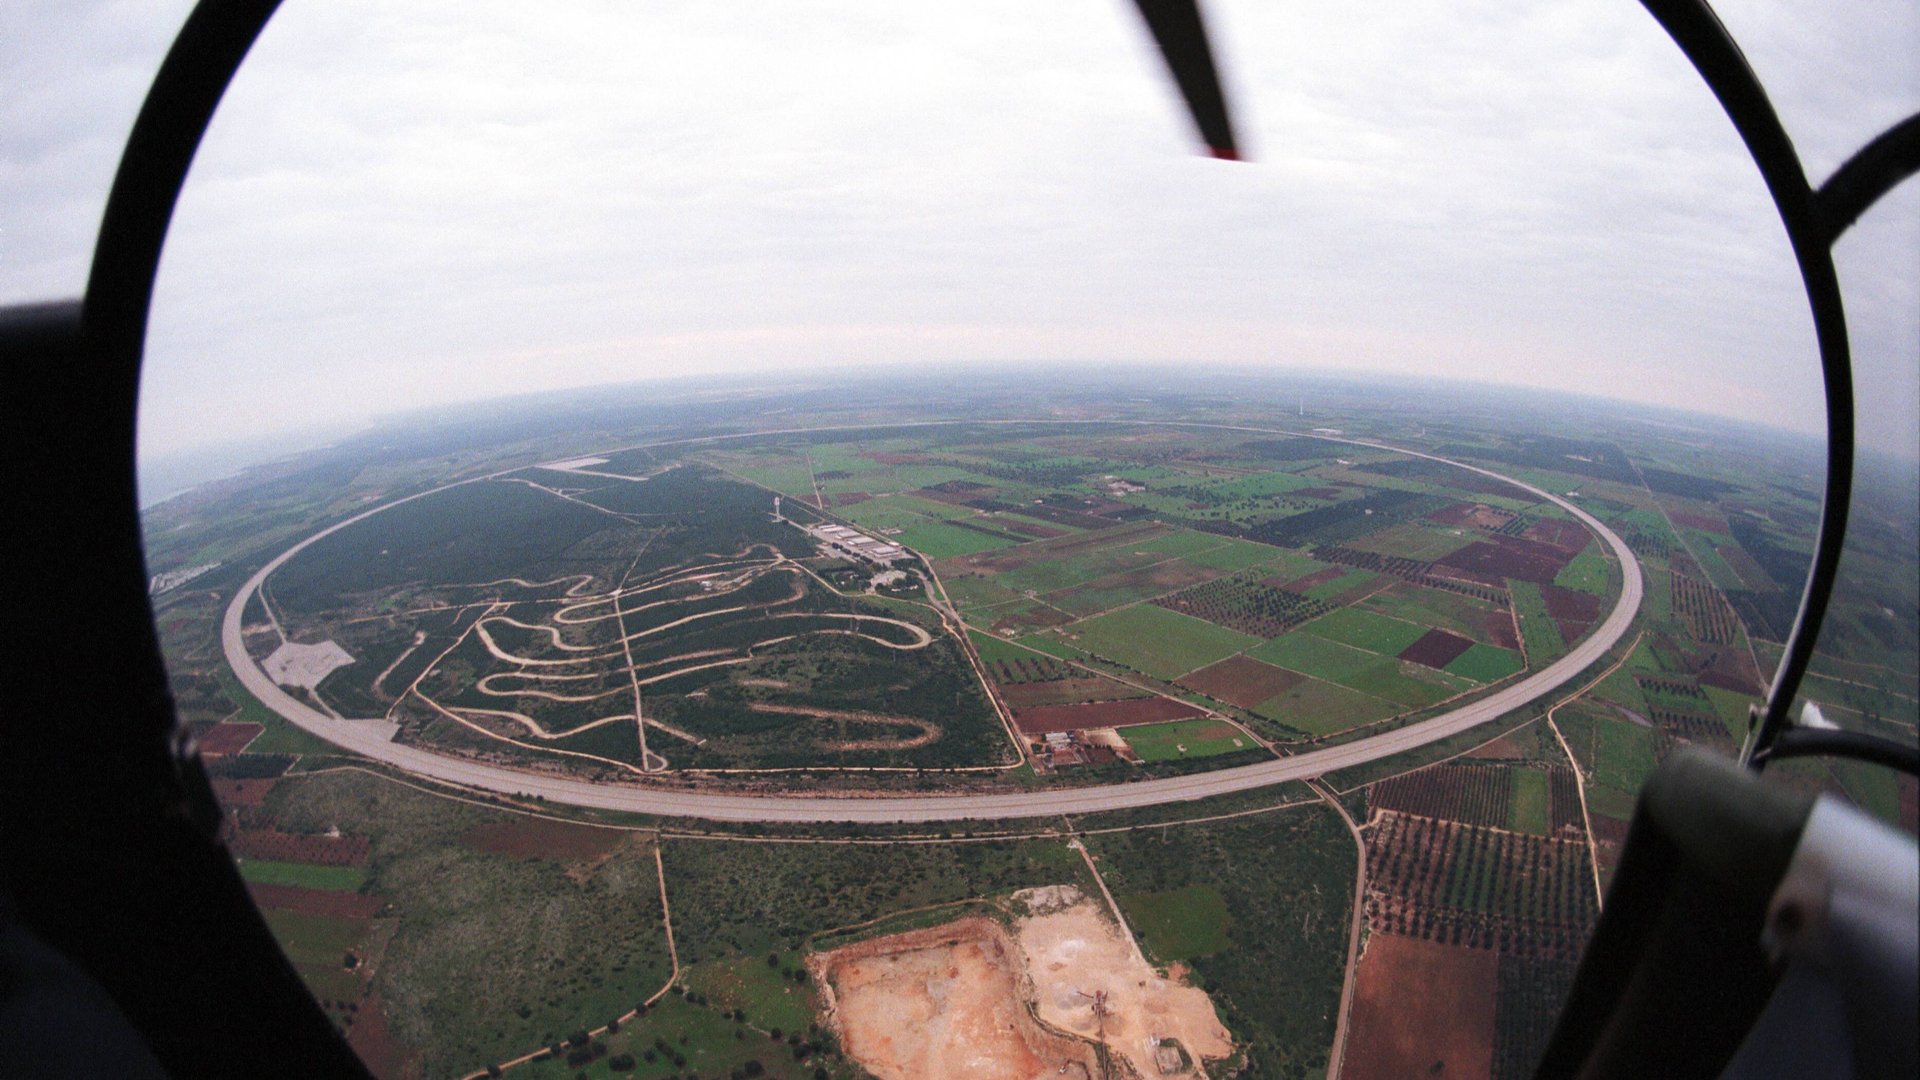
xmin=220 ymin=426 xmax=1642 ymax=824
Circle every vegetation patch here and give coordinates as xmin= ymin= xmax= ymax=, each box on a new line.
xmin=1118 ymin=883 xmax=1232 ymax=961
xmin=1013 ymin=697 xmax=1206 ymax=735
xmin=1447 ymin=641 xmax=1526 ymax=683
xmin=1178 ymin=654 xmax=1305 ymax=709
xmin=462 ymin=817 xmax=630 ymax=862
xmin=1509 ymin=768 xmax=1550 ymax=837
xmin=236 ymin=858 xmax=369 ymax=892
xmin=1066 ymin=604 xmax=1262 ymax=680
xmin=1256 ymin=677 xmax=1400 ymax=736
xmin=1301 ymin=606 xmax=1433 ymax=656
xmin=1120 ymin=718 xmax=1253 ymax=762
xmin=1247 ymin=630 xmax=1377 ymax=682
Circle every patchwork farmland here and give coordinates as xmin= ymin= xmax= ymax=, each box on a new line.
xmin=238 ymin=421 xmax=1619 ymax=783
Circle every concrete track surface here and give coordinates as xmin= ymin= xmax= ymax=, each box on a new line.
xmin=220 ymin=426 xmax=1642 ymax=824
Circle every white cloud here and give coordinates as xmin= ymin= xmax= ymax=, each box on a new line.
xmin=1 ymin=1 xmax=1911 ymax=459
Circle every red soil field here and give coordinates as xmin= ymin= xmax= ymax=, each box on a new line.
xmin=231 ymin=829 xmax=370 ymax=866
xmin=989 ymin=605 xmax=1074 ymax=633
xmin=1698 ymin=667 xmax=1763 ymax=695
xmin=1556 ymin=619 xmax=1592 ymax=644
xmin=211 ymin=777 xmax=277 ymax=808
xmin=1589 ymin=815 xmax=1632 ymax=845
xmin=1178 ymin=655 xmax=1305 ymax=709
xmin=1012 ymin=697 xmax=1204 ymax=735
xmin=1293 ymin=486 xmax=1344 ymax=500
xmin=1399 ymin=628 xmax=1476 ymax=670
xmin=1538 ymin=585 xmax=1603 ymax=622
xmin=197 ymin=722 xmax=264 ymax=755
xmin=998 ymin=678 xmax=1145 ymax=708
xmin=830 ymin=491 xmax=873 ymax=507
xmin=348 ymin=990 xmax=415 ymax=1080
xmin=461 ymin=816 xmax=629 ymax=862
xmin=1482 ymin=611 xmax=1521 ymax=650
xmin=1668 ymin=508 xmax=1728 ymax=533
xmin=1522 ymin=518 xmax=1590 ymax=553
xmin=1468 ymin=731 xmax=1532 ymax=758
xmin=950 ymin=521 xmax=1166 ymax=573
xmin=1344 ymin=933 xmax=1497 ymax=1080
xmin=995 ymin=518 xmax=1068 ymax=539
xmin=1427 ymin=502 xmax=1514 ymax=530
xmin=912 ymin=483 xmax=994 ymax=507
xmin=248 ymin=882 xmax=385 ymax=919
xmin=1432 ymin=565 xmax=1508 ymax=592
xmin=1437 ymin=534 xmax=1575 ymax=584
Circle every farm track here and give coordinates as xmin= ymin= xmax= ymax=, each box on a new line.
xmin=222 ymin=422 xmax=1643 ymax=824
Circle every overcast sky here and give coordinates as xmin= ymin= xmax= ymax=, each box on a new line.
xmin=3 ymin=1 xmax=1914 ymax=463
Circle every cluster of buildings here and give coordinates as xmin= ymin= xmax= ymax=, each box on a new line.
xmin=804 ymin=522 xmax=909 ymax=567
xmin=1034 ymin=728 xmax=1139 ymax=770
xmin=148 ymin=560 xmax=220 ymax=597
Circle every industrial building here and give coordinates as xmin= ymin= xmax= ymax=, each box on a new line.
xmin=803 ymin=522 xmax=909 ymax=566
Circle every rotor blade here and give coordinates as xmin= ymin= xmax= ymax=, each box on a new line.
xmin=1129 ymin=0 xmax=1240 ymax=159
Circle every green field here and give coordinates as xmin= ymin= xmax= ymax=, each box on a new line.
xmin=261 ymin=908 xmax=371 ymax=967
xmin=1592 ymin=716 xmax=1658 ymax=792
xmin=944 ymin=574 xmax=1024 ymax=609
xmin=1181 ymin=536 xmax=1293 ymax=572
xmin=1446 ymin=642 xmax=1526 ymax=683
xmin=215 ymin=663 xmax=335 ymax=756
xmin=1347 ymin=522 xmax=1477 ymax=561
xmin=1510 ymin=769 xmax=1550 ymax=836
xmin=1336 ymin=658 xmax=1469 ymax=708
xmin=1119 ymin=883 xmax=1233 ymax=961
xmin=1088 ymin=806 xmax=1353 ymax=1077
xmin=1511 ymin=580 xmax=1569 ymax=663
xmin=1300 ymin=607 xmax=1432 ymax=656
xmin=894 ymin=519 xmax=1021 ymax=559
xmin=1121 ymin=718 xmax=1255 ymax=762
xmin=1247 ymin=631 xmax=1377 ymax=682
xmin=1068 ymin=604 xmax=1261 ymax=680
xmin=1554 ymin=547 xmax=1610 ymax=595
xmin=679 ymin=949 xmax=817 ymax=1034
xmin=237 ymin=858 xmax=369 ymax=891
xmin=1256 ymin=676 xmax=1401 ymax=735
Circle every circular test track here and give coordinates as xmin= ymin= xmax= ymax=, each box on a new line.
xmin=220 ymin=421 xmax=1643 ymax=824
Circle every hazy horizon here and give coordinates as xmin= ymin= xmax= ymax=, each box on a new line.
xmin=9 ymin=2 xmax=1914 ymax=466
xmin=137 ymin=360 xmax=1898 ymax=511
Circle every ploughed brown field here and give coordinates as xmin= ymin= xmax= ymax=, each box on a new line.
xmin=198 ymin=722 xmax=264 ymax=755
xmin=1538 ymin=584 xmax=1602 ymax=622
xmin=997 ymin=677 xmax=1148 ymax=708
xmin=1344 ymin=933 xmax=1497 ymax=1080
xmin=1179 ymin=655 xmax=1305 ymax=708
xmin=230 ymin=828 xmax=370 ymax=866
xmin=1012 ymin=696 xmax=1205 ymax=735
xmin=1398 ymin=628 xmax=1476 ymax=670
xmin=248 ymin=882 xmax=385 ymax=919
xmin=461 ymin=817 xmax=628 ymax=862
xmin=211 ymin=777 xmax=277 ymax=807
xmin=1438 ymin=534 xmax=1579 ymax=584
xmin=1522 ymin=518 xmax=1591 ymax=552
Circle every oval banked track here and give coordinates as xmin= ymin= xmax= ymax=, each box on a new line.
xmin=221 ymin=423 xmax=1642 ymax=824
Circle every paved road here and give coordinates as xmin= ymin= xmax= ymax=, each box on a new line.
xmin=220 ymin=427 xmax=1641 ymax=824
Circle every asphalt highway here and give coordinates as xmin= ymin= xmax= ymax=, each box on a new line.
xmin=220 ymin=430 xmax=1641 ymax=824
